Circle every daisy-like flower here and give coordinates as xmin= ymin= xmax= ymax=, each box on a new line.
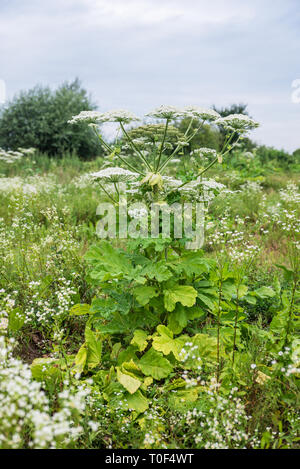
xmin=68 ymin=110 xmax=104 ymax=124
xmin=146 ymin=105 xmax=183 ymax=120
xmin=90 ymin=167 xmax=139 ymax=184
xmin=100 ymin=109 xmax=139 ymax=124
xmin=184 ymin=106 xmax=220 ymax=121
xmin=215 ymin=114 xmax=259 ymax=133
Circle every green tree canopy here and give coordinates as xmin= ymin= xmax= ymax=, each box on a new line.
xmin=0 ymin=79 xmax=101 ymax=159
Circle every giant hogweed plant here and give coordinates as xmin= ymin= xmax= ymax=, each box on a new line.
xmin=55 ymin=106 xmax=266 ymax=412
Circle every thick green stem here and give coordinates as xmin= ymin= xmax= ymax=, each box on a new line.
xmin=158 ymin=120 xmax=206 ymax=173
xmin=220 ymin=130 xmax=237 ymax=155
xmin=115 ymin=152 xmax=145 ymax=175
xmin=155 ymin=119 xmax=169 ymax=171
xmin=217 ymin=273 xmax=223 ymax=383
xmin=284 ymin=275 xmax=298 ymax=346
xmin=184 ymin=117 xmax=194 ymax=137
xmin=113 ymin=182 xmax=120 ymax=201
xmin=232 ymin=284 xmax=240 ymax=364
xmin=93 ymin=128 xmax=114 ymax=153
xmin=98 ymin=182 xmax=117 ymax=203
xmin=120 ymin=122 xmax=152 ymax=171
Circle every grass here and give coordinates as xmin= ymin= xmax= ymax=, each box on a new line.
xmin=0 ymin=151 xmax=299 ymax=449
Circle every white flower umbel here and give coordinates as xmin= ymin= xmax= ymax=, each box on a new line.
xmin=178 ymin=178 xmax=226 ymax=202
xmin=99 ymin=109 xmax=139 ymax=124
xmin=162 ymin=176 xmax=183 ymax=188
xmin=179 ymin=178 xmax=225 ymax=192
xmin=215 ymin=114 xmax=259 ymax=133
xmin=90 ymin=167 xmax=139 ymax=184
xmin=184 ymin=106 xmax=220 ymax=121
xmin=191 ymin=148 xmax=217 ymax=158
xmin=17 ymin=147 xmax=36 ymax=155
xmin=146 ymin=105 xmax=183 ymax=120
xmin=0 ymin=149 xmax=23 ymax=164
xmin=68 ymin=110 xmax=104 ymax=124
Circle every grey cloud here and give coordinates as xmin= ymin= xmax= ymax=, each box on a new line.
xmin=0 ymin=0 xmax=300 ymax=151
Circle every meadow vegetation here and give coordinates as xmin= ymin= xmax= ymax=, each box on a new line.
xmin=0 ymin=104 xmax=299 ymax=449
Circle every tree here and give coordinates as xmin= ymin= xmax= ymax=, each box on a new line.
xmin=213 ymin=103 xmax=249 ymax=118
xmin=0 ymin=79 xmax=101 ymax=159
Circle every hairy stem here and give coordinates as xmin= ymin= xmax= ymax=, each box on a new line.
xmin=155 ymin=118 xmax=169 ymax=171
xmin=120 ymin=122 xmax=152 ymax=171
xmin=232 ymin=283 xmax=240 ymax=364
xmin=217 ymin=272 xmax=223 ymax=382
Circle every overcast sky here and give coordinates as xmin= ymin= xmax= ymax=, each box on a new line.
xmin=1 ymin=0 xmax=300 ymax=151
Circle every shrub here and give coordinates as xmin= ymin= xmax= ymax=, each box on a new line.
xmin=0 ymin=79 xmax=101 ymax=159
xmin=177 ymin=118 xmax=221 ymax=151
xmin=256 ymin=145 xmax=293 ymax=166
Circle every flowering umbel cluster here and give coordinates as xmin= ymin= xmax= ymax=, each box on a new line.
xmin=69 ymin=104 xmax=259 ymax=190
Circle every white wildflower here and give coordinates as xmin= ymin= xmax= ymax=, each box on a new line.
xmin=90 ymin=167 xmax=139 ymax=184
xmin=215 ymin=114 xmax=259 ymax=133
xmin=100 ymin=109 xmax=139 ymax=124
xmin=184 ymin=106 xmax=220 ymax=121
xmin=191 ymin=148 xmax=217 ymax=158
xmin=68 ymin=110 xmax=104 ymax=124
xmin=146 ymin=105 xmax=183 ymax=120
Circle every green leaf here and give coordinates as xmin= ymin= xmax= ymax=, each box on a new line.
xmin=125 ymin=390 xmax=149 ymax=413
xmin=110 ymin=342 xmax=122 ymax=360
xmin=128 ymin=237 xmax=170 ymax=253
xmin=117 ymin=345 xmax=139 ymax=365
xmin=171 ymin=252 xmax=215 ymax=276
xmin=180 ymin=333 xmax=218 ymax=367
xmin=275 ymin=264 xmax=294 ymax=282
xmin=164 ymin=285 xmax=197 ymax=312
xmin=8 ymin=308 xmax=25 ymax=332
xmin=139 ymin=348 xmax=173 ymax=379
xmin=238 ymin=285 xmax=249 ymax=298
xmin=91 ymin=291 xmax=131 ymax=318
xmin=85 ymin=327 xmax=102 ymax=369
xmin=222 ymin=282 xmax=237 ymax=300
xmin=116 ymin=364 xmax=142 ymax=394
xmin=86 ymin=241 xmax=145 ymax=284
xmin=168 ymin=388 xmax=198 ymax=410
xmin=152 ymin=325 xmax=179 ymax=356
xmin=74 ymin=344 xmax=88 ymax=374
xmin=254 ymin=287 xmax=276 ymax=299
xmin=70 ymin=303 xmax=91 ymax=316
xmin=131 ymin=329 xmax=149 ymax=352
xmin=244 ymin=295 xmax=257 ymax=305
xmin=168 ymin=305 xmax=205 ymax=334
xmin=133 ymin=286 xmax=159 ymax=306
xmin=94 ymin=309 xmax=160 ymax=335
xmin=270 ymin=314 xmax=285 ymax=334
xmin=142 ymin=261 xmax=173 ymax=282
xmin=197 ymin=292 xmax=215 ymax=310
xmin=31 ymin=358 xmax=62 ymax=382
